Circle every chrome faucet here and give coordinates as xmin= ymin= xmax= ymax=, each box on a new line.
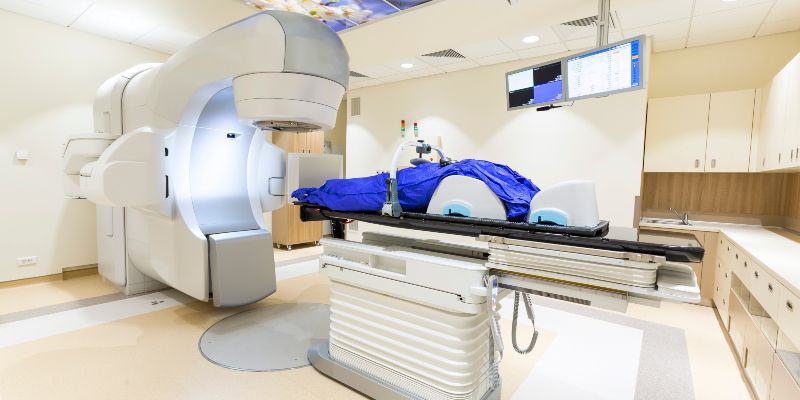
xmin=669 ymin=207 xmax=690 ymax=225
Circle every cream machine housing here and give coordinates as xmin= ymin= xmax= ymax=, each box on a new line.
xmin=60 ymin=11 xmax=348 ymax=306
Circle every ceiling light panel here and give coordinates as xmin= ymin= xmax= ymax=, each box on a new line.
xmin=757 ymin=17 xmax=800 ymax=36
xmin=652 ymin=37 xmax=688 ymax=52
xmin=689 ymin=3 xmax=771 ymax=36
xmin=614 ymin=0 xmax=693 ymax=30
xmin=514 ymin=42 xmax=567 ymax=60
xmin=71 ymin=5 xmax=157 ymax=43
xmin=693 ymin=0 xmax=773 ymax=16
xmin=0 ymin=0 xmax=92 ymax=26
xmin=625 ymin=18 xmax=691 ymax=41
xmin=688 ymin=24 xmax=760 ymax=47
xmin=133 ymin=26 xmax=201 ymax=54
xmin=437 ymin=60 xmax=479 ymax=73
xmin=473 ymin=52 xmax=519 ymax=66
xmin=499 ymin=27 xmax=560 ymax=51
xmin=453 ymin=39 xmax=512 ymax=59
xmin=765 ymin=0 xmax=800 ymax=23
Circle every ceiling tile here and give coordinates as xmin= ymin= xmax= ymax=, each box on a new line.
xmin=380 ymin=73 xmax=411 ymax=82
xmin=564 ymin=36 xmax=596 ymax=51
xmin=615 ymin=0 xmax=693 ymax=30
xmin=350 ymin=64 xmax=399 ymax=78
xmin=693 ymin=0 xmax=774 ymax=16
xmin=625 ymin=18 xmax=690 ymax=41
xmin=133 ymin=26 xmax=200 ymax=54
xmin=405 ymin=67 xmax=443 ymax=78
xmin=0 ymin=0 xmax=92 ymax=26
xmin=499 ymin=27 xmax=561 ymax=51
xmin=453 ymin=39 xmax=512 ymax=59
xmin=653 ymin=37 xmax=687 ymax=52
xmin=71 ymin=5 xmax=157 ymax=43
xmin=757 ymin=17 xmax=800 ymax=36
xmin=688 ymin=25 xmax=760 ymax=47
xmin=514 ymin=42 xmax=568 ymax=60
xmin=474 ymin=52 xmax=520 ymax=66
xmin=689 ymin=3 xmax=772 ymax=36
xmin=382 ymin=57 xmax=433 ymax=73
xmin=765 ymin=0 xmax=800 ymax=23
xmin=438 ymin=60 xmax=480 ymax=73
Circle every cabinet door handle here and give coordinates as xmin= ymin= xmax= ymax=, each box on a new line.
xmin=779 ymin=153 xmax=782 ymax=164
xmin=694 ymin=159 xmax=700 ymax=168
xmin=744 ymin=261 xmax=747 ymax=268
xmin=768 ymin=283 xmax=773 ymax=293
xmin=736 ymin=254 xmax=739 ymax=260
xmin=754 ymin=270 xmax=759 ymax=279
xmin=725 ymin=272 xmax=728 ymax=278
xmin=711 ymin=159 xmax=717 ymax=168
xmin=788 ymin=300 xmax=794 ymax=312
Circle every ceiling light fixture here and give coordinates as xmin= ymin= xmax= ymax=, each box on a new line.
xmin=400 ymin=63 xmax=414 ymax=69
xmin=522 ymin=35 xmax=540 ymax=44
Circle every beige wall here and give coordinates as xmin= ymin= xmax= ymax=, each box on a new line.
xmin=650 ymin=31 xmax=800 ymax=98
xmin=0 ymin=11 xmax=167 ymax=282
xmin=346 ymin=54 xmax=650 ymax=228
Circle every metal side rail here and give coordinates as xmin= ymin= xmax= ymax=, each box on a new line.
xmin=298 ymin=204 xmax=704 ymax=263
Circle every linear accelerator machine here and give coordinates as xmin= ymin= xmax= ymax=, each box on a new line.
xmin=60 ymin=10 xmax=702 ymax=400
xmin=61 ymin=11 xmax=348 ymax=306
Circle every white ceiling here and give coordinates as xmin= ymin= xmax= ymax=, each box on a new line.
xmin=1 ymin=0 xmax=799 ymax=88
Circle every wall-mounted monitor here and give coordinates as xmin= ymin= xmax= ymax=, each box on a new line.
xmin=565 ymin=35 xmax=645 ymax=101
xmin=506 ymin=60 xmax=565 ymax=110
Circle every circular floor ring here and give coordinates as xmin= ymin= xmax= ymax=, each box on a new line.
xmin=199 ymin=303 xmax=330 ymax=372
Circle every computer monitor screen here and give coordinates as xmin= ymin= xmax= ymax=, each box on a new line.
xmin=507 ymin=61 xmax=564 ymax=109
xmin=566 ymin=36 xmax=643 ymax=100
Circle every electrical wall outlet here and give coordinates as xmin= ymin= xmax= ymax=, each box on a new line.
xmin=16 ymin=256 xmax=37 ymax=266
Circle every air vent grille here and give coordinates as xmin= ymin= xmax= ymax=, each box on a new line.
xmin=554 ymin=12 xmax=617 ymax=40
xmin=560 ymin=14 xmax=616 ymax=29
xmin=421 ymin=49 xmax=466 ymax=59
xmin=350 ymin=97 xmax=361 ymax=117
xmin=349 ymin=71 xmax=369 ymax=78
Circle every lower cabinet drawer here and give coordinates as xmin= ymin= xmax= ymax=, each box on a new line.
xmin=778 ymin=289 xmax=800 ymax=350
xmin=745 ymin=320 xmax=775 ymax=400
xmin=770 ymin=352 xmax=800 ymax=400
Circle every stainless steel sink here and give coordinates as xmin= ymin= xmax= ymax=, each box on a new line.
xmin=642 ymin=218 xmax=692 ymax=226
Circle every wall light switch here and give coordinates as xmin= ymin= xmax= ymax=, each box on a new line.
xmin=16 ymin=256 xmax=37 ymax=266
xmin=15 ymin=149 xmax=30 ymax=161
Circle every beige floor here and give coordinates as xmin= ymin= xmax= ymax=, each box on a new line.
xmin=625 ymin=301 xmax=753 ymax=400
xmin=0 ymin=274 xmax=118 ymax=316
xmin=0 ymin=248 xmax=753 ymax=400
xmin=0 ymin=272 xmax=549 ymax=400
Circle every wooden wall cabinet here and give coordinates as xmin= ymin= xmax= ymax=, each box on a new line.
xmin=271 ymin=131 xmax=325 ymax=249
xmin=757 ymin=53 xmax=800 ymax=171
xmin=644 ymin=90 xmax=755 ymax=173
xmin=644 ymin=94 xmax=711 ymax=172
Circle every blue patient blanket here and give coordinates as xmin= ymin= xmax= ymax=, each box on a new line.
xmin=291 ymin=159 xmax=540 ymax=221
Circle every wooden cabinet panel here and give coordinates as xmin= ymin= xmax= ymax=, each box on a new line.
xmin=770 ymin=352 xmax=800 ymax=400
xmin=706 ymin=90 xmax=755 ymax=172
xmin=306 ymin=131 xmax=324 ymax=153
xmin=785 ymin=56 xmax=800 ymax=167
xmin=759 ymin=66 xmax=791 ymax=171
xmin=730 ymin=293 xmax=749 ymax=361
xmin=271 ymin=131 xmax=325 ymax=248
xmin=745 ymin=320 xmax=776 ymax=400
xmin=644 ymin=94 xmax=711 ymax=172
